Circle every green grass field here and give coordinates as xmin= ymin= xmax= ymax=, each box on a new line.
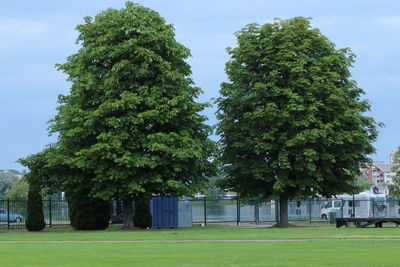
xmin=1 ymin=225 xmax=400 ymax=266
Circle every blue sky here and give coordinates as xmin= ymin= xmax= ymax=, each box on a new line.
xmin=1 ymin=0 xmax=399 ymax=170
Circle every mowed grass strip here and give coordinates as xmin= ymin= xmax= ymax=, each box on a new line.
xmin=1 ymin=226 xmax=400 ymax=241
xmin=1 ymin=241 xmax=400 ymax=267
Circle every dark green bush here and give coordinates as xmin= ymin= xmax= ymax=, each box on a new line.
xmin=25 ymin=183 xmax=46 ymax=231
xmin=68 ymin=192 xmax=111 ymax=230
xmin=133 ymin=197 xmax=152 ymax=229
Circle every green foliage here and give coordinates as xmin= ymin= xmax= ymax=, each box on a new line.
xmin=25 ymin=181 xmax=46 ymax=231
xmin=6 ymin=178 xmax=29 ymax=200
xmin=0 ymin=172 xmax=19 ymax=197
xmin=18 ymin=148 xmax=56 ymax=187
xmin=205 ymin=168 xmax=228 ymax=198
xmin=216 ymin=17 xmax=379 ymax=202
xmin=48 ymin=2 xmax=215 ymax=209
xmin=5 ymin=178 xmax=29 ymax=211
xmin=18 ymin=149 xmax=49 ymax=231
xmin=389 ymin=147 xmax=400 ymax=198
xmin=345 ymin=175 xmax=371 ymax=195
xmin=133 ymin=196 xmax=152 ymax=229
xmin=68 ymin=190 xmax=111 ymax=230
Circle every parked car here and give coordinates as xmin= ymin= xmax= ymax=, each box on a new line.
xmin=0 ymin=208 xmax=24 ymax=222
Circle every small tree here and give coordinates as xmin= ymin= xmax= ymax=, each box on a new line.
xmin=18 ymin=151 xmax=49 ymax=231
xmin=19 ymin=145 xmax=113 ymax=230
xmin=133 ymin=194 xmax=152 ymax=229
xmin=346 ymin=175 xmax=371 ymax=195
xmin=6 ymin=178 xmax=29 ymax=200
xmin=389 ymin=147 xmax=400 ymax=198
xmin=25 ymin=179 xmax=46 ymax=231
xmin=5 ymin=178 xmax=29 ymax=212
xmin=68 ymin=189 xmax=111 ymax=230
xmin=0 ymin=172 xmax=19 ymax=197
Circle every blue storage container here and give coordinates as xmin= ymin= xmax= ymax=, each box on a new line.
xmin=151 ymin=196 xmax=178 ymax=228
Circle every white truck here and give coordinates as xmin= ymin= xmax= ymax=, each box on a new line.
xmin=321 ymin=192 xmax=387 ymax=220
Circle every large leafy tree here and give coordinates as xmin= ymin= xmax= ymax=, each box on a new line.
xmin=216 ymin=17 xmax=379 ymax=226
xmin=50 ymin=2 xmax=215 ymax=228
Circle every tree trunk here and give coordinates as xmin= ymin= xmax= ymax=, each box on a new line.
xmin=278 ymin=194 xmax=289 ymax=227
xmin=123 ymin=196 xmax=134 ymax=229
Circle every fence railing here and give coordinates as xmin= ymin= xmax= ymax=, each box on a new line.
xmin=182 ymin=197 xmax=400 ymax=225
xmin=0 ymin=198 xmax=70 ymax=229
xmin=1 ymin=196 xmax=399 ymax=229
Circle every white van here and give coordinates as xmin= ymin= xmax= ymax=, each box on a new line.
xmin=321 ymin=192 xmax=387 ymax=220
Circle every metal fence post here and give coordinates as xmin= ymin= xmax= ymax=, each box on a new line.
xmin=203 ymin=197 xmax=207 ymax=226
xmin=49 ymin=197 xmax=52 ymax=228
xmin=275 ymin=198 xmax=279 ymax=223
xmin=255 ymin=199 xmax=259 ymax=224
xmin=372 ymin=199 xmax=375 ymax=218
xmin=236 ymin=198 xmax=240 ymax=226
xmin=7 ymin=198 xmax=10 ymax=230
xmin=309 ymin=198 xmax=312 ymax=224
xmin=341 ymin=198 xmax=344 ymax=218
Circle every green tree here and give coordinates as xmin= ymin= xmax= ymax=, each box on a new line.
xmin=18 ymin=151 xmax=48 ymax=231
xmin=6 ymin=178 xmax=29 ymax=200
xmin=19 ymin=146 xmax=112 ymax=230
xmin=216 ymin=17 xmax=379 ymax=226
xmin=5 ymin=178 xmax=29 ymax=212
xmin=50 ymin=2 xmax=215 ymax=228
xmin=133 ymin=195 xmax=152 ymax=229
xmin=346 ymin=175 xmax=371 ymax=195
xmin=68 ymin=189 xmax=111 ymax=230
xmin=389 ymin=147 xmax=400 ymax=198
xmin=6 ymin=177 xmax=29 ymax=200
xmin=0 ymin=172 xmax=19 ymax=197
xmin=25 ymin=176 xmax=46 ymax=231
xmin=205 ymin=168 xmax=228 ymax=198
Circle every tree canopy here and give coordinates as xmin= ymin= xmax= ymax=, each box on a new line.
xmin=46 ymin=2 xmax=215 ymax=227
xmin=389 ymin=147 xmax=400 ymax=198
xmin=0 ymin=172 xmax=19 ymax=197
xmin=216 ymin=17 xmax=379 ymax=225
xmin=6 ymin=178 xmax=29 ymax=200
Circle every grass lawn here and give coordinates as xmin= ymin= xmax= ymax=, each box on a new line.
xmin=2 ymin=224 xmax=400 ymax=241
xmin=1 ymin=225 xmax=400 ymax=266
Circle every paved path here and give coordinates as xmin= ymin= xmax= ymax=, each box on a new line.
xmin=1 ymin=238 xmax=400 ymax=243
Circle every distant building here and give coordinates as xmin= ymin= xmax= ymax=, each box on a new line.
xmin=363 ymin=161 xmax=395 ymax=195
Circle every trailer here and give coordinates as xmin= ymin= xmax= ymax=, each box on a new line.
xmin=336 ymin=217 xmax=400 ymax=228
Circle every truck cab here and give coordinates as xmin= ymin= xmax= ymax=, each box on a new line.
xmin=321 ymin=200 xmax=343 ymax=220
